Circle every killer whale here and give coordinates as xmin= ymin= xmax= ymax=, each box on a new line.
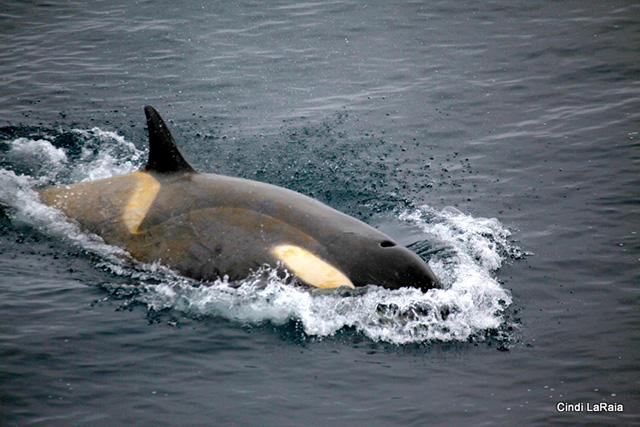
xmin=40 ymin=106 xmax=440 ymax=291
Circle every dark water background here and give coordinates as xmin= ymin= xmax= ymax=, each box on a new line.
xmin=1 ymin=1 xmax=639 ymax=425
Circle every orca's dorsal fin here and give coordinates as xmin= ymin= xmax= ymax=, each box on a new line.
xmin=143 ymin=105 xmax=196 ymax=174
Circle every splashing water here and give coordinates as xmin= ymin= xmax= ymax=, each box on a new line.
xmin=68 ymin=128 xmax=143 ymax=182
xmin=0 ymin=129 xmax=520 ymax=345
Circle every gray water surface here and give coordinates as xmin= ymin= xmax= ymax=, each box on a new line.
xmin=1 ymin=1 xmax=638 ymax=425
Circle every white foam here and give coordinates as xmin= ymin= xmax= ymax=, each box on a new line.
xmin=70 ymin=128 xmax=142 ymax=181
xmin=6 ymin=137 xmax=69 ymax=177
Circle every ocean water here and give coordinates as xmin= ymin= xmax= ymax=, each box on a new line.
xmin=1 ymin=1 xmax=638 ymax=426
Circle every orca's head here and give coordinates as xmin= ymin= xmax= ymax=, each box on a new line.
xmin=272 ymin=232 xmax=441 ymax=292
xmin=339 ymin=236 xmax=441 ymax=291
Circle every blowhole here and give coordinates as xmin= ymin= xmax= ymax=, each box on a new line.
xmin=380 ymin=240 xmax=396 ymax=248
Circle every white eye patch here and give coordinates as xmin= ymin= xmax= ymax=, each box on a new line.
xmin=272 ymin=244 xmax=355 ymax=289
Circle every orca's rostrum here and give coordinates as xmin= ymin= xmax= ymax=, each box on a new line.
xmin=41 ymin=106 xmax=440 ymax=291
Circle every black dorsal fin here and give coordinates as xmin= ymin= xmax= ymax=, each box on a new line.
xmin=143 ymin=105 xmax=196 ymax=174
